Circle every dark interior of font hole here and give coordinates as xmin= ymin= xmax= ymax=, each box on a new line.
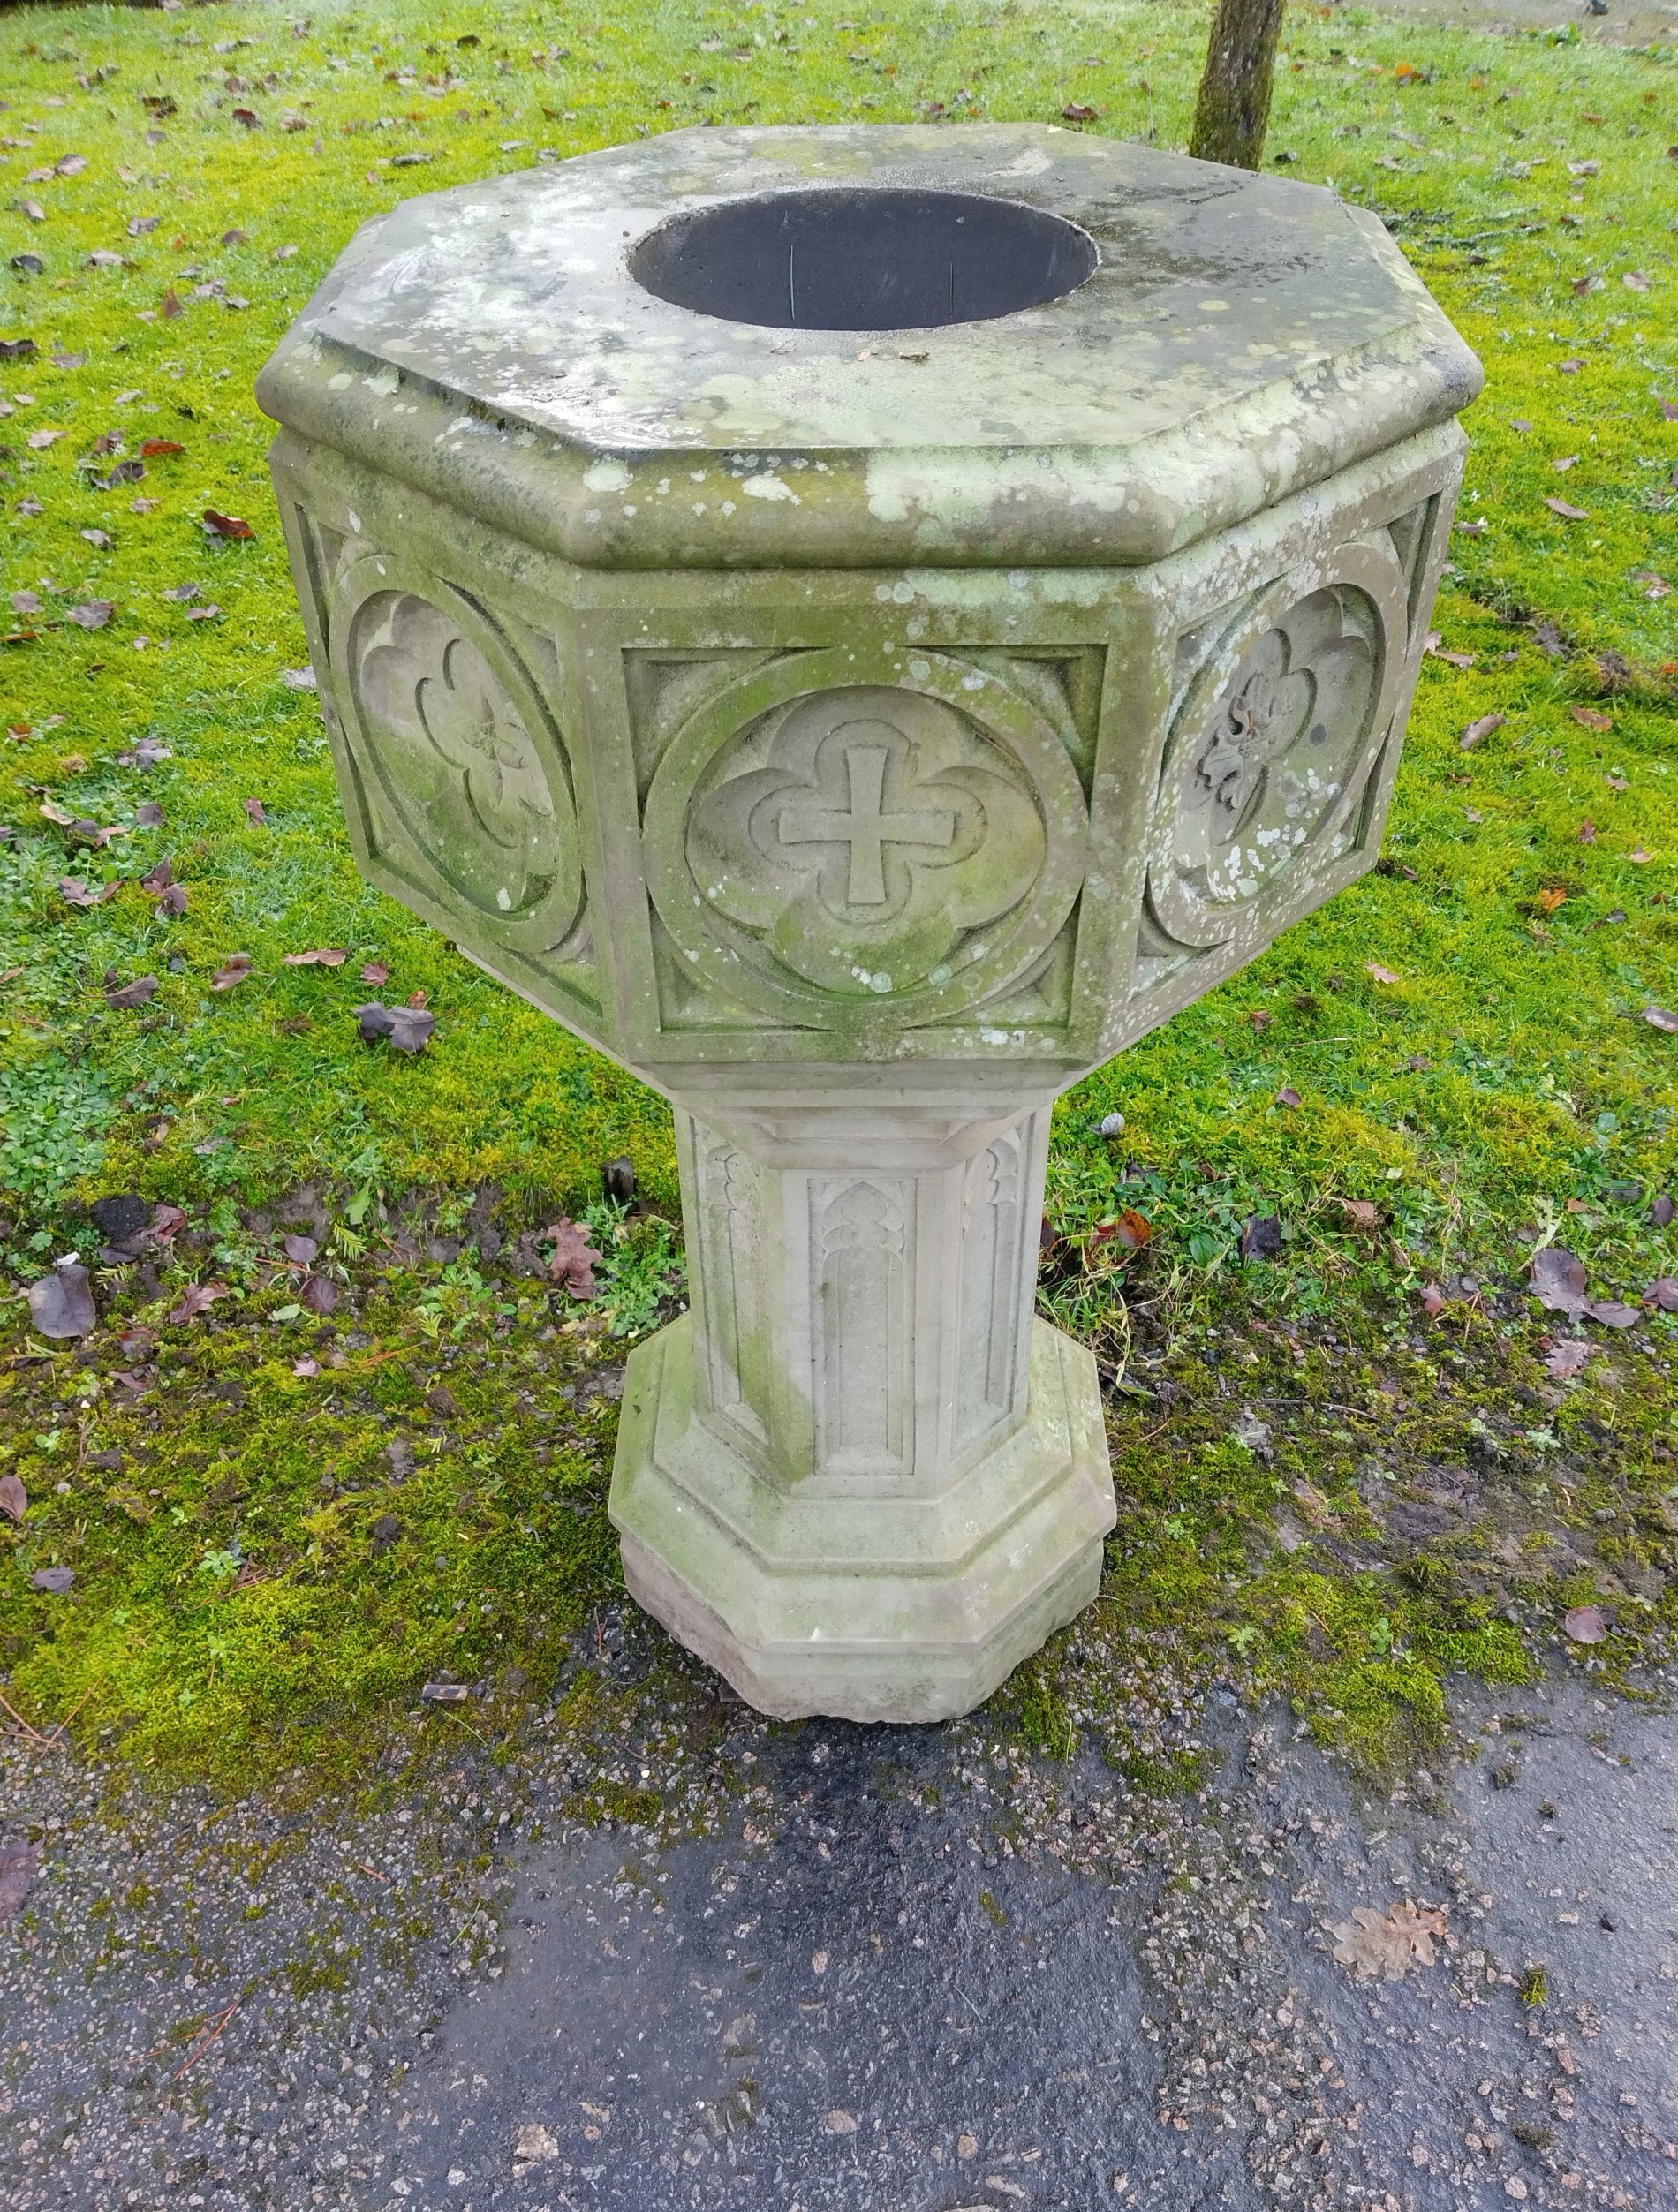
xmin=628 ymin=187 xmax=1100 ymax=332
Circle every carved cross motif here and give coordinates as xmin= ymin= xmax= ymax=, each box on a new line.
xmin=776 ymin=734 xmax=956 ymax=906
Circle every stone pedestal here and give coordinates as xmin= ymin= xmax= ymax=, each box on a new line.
xmin=612 ymin=1096 xmax=1112 ymax=1719
xmin=258 ymin=123 xmax=1481 ymax=1721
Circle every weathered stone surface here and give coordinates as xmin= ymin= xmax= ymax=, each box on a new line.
xmin=260 ymin=124 xmax=1480 ymax=1720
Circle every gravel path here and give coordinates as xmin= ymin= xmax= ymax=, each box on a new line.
xmin=4 ymin=1639 xmax=1675 ymax=2211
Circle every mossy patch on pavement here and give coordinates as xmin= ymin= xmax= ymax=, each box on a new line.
xmin=2 ymin=0 xmax=1677 ymax=1796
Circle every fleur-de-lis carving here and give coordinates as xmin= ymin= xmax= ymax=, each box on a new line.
xmin=1195 ymin=636 xmax=1318 ymax=835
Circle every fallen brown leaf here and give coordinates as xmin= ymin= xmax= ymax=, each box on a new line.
xmin=201 ymin=509 xmax=254 ymax=540
xmin=167 ymin=1280 xmax=230 ymax=1325
xmin=1544 ymin=496 xmax=1588 ymax=521
xmin=1545 ymin=1340 xmax=1594 ymax=1381
xmin=57 ymin=877 xmax=120 ymax=909
xmin=1563 ymin=1604 xmax=1607 ymax=1645
xmin=1460 ymin=713 xmax=1504 ymax=751
xmin=0 ymin=1838 xmax=41 ymax=1927
xmin=1329 ymin=1899 xmax=1447 ymax=1981
xmin=105 ymin=975 xmax=159 ymax=1009
xmin=211 ymin=954 xmax=253 ymax=990
xmin=26 ymin=1258 xmax=96 ymax=1340
xmin=356 ymin=1000 xmax=435 ymax=1052
xmin=541 ymin=1216 xmax=601 ymax=1298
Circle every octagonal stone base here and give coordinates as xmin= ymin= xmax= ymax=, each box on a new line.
xmin=610 ymin=1315 xmax=1113 ymax=1723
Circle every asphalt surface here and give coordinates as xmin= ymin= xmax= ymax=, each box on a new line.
xmin=6 ymin=1654 xmax=1676 ymax=2212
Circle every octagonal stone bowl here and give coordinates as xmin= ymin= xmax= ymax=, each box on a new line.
xmin=258 ymin=124 xmax=1481 ymax=1723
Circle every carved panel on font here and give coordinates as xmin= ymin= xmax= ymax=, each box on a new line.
xmin=1142 ymin=545 xmax=1408 ymax=971
xmin=642 ymin=647 xmax=1090 ymax=1036
xmin=956 ymin=1126 xmax=1032 ymax=1446
xmin=813 ymin=1179 xmax=912 ymax=1480
xmin=306 ymin=532 xmax=590 ymax=969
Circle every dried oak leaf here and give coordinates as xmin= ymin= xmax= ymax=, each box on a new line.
xmin=1544 ymin=1340 xmax=1594 ymax=1381
xmin=26 ymin=1257 xmax=96 ymax=1338
xmin=201 ymin=508 xmax=253 ymax=540
xmin=0 ymin=1471 xmax=26 ymax=1524
xmin=1570 ymin=706 xmax=1613 ymax=731
xmin=1329 ymin=1899 xmax=1447 ymax=1981
xmin=283 ymin=947 xmax=347 ymax=967
xmin=541 ymin=1216 xmax=601 ymax=1298
xmin=139 ymin=437 xmax=184 ymax=458
xmin=1062 ymin=102 xmax=1098 ymax=122
xmin=359 ymin=960 xmax=389 ymax=985
xmin=1336 ymin=1197 xmax=1381 ymax=1234
xmin=1544 ymin=497 xmax=1588 ymax=522
xmin=211 ymin=953 xmax=253 ymax=990
xmin=168 ymin=1280 xmax=229 ymax=1325
xmin=66 ymin=600 xmax=115 ymax=630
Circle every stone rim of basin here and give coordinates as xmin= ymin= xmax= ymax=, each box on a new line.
xmin=254 ymin=122 xmax=1483 ymax=570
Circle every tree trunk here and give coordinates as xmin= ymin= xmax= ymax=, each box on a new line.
xmin=1190 ymin=0 xmax=1285 ymax=171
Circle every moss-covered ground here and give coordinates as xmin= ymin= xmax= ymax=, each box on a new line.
xmin=2 ymin=0 xmax=1677 ymax=1800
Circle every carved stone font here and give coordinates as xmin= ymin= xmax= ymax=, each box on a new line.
xmin=261 ymin=122 xmax=1480 ymax=1721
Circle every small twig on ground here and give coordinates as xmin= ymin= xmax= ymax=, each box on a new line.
xmin=1251 ymin=1397 xmax=1376 ymax=1422
xmin=0 ymin=1689 xmax=50 ymax=1746
xmin=44 ymin=1684 xmax=95 ymax=1748
xmin=169 ymin=2001 xmax=240 ymax=2084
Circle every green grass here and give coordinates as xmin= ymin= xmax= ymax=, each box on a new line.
xmin=2 ymin=0 xmax=1677 ymax=1794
